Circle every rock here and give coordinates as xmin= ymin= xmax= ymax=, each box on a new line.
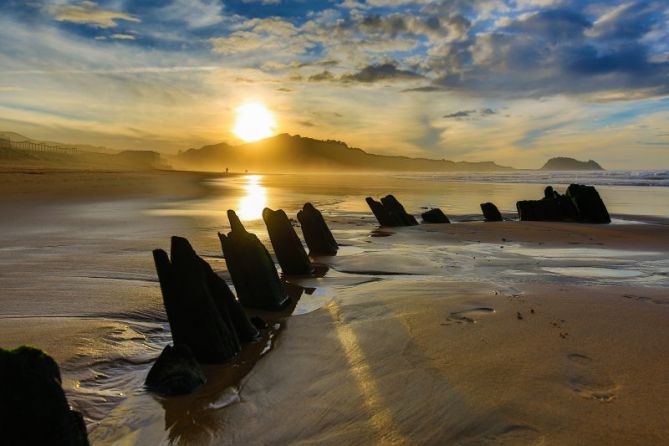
xmin=219 ymin=210 xmax=289 ymax=310
xmin=0 ymin=346 xmax=89 ymax=445
xmin=566 ymin=184 xmax=611 ymax=223
xmin=421 ymin=208 xmax=450 ymax=223
xmin=480 ymin=202 xmax=503 ymax=222
xmin=262 ymin=207 xmax=313 ymax=275
xmin=365 ymin=195 xmax=417 ymax=226
xmin=152 ymin=236 xmax=241 ymax=364
xmin=145 ymin=344 xmax=206 ymax=396
xmin=297 ymin=202 xmax=338 ymax=255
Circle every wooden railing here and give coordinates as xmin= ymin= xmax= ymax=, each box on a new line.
xmin=1 ymin=137 xmax=77 ymax=154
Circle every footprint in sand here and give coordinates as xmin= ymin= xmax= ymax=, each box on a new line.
xmin=566 ymin=353 xmax=618 ymax=402
xmin=444 ymin=307 xmax=495 ymax=325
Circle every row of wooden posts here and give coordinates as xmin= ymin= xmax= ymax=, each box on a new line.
xmin=146 ymin=186 xmax=609 ymax=395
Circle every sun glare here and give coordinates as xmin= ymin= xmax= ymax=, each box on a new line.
xmin=233 ymin=102 xmax=276 ymax=142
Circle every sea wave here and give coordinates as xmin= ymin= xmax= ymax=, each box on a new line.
xmin=394 ymin=170 xmax=669 ymax=187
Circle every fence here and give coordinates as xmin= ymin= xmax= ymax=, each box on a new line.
xmin=2 ymin=137 xmax=78 ymax=154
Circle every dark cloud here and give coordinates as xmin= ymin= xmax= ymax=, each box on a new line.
xmin=402 ymin=85 xmax=448 ymax=92
xmin=308 ymin=70 xmax=334 ymax=81
xmin=340 ymin=63 xmax=422 ymax=83
xmin=421 ymin=2 xmax=669 ymax=99
xmin=444 ymin=110 xmax=475 ymax=118
xmin=443 ymin=108 xmax=497 ymax=119
xmin=503 ymin=9 xmax=590 ymax=41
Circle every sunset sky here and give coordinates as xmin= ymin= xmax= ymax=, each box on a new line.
xmin=0 ymin=0 xmax=667 ymax=168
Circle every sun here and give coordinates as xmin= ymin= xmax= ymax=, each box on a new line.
xmin=233 ymin=102 xmax=276 ymax=142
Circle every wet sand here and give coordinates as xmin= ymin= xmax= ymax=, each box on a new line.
xmin=1 ymin=171 xmax=669 ymax=444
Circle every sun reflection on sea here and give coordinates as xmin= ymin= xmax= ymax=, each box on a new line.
xmin=237 ymin=175 xmax=267 ymax=221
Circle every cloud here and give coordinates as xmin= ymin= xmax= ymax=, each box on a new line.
xmin=49 ymin=1 xmax=140 ymax=29
xmin=444 ymin=110 xmax=475 ymax=118
xmin=443 ymin=108 xmax=497 ymax=119
xmin=111 ymin=34 xmax=135 ymax=40
xmin=209 ymin=17 xmax=315 ymax=57
xmin=341 ymin=63 xmax=423 ymax=83
xmin=161 ymin=0 xmax=225 ymax=29
xmin=419 ymin=3 xmax=669 ymax=99
xmin=309 ymin=70 xmax=335 ymax=82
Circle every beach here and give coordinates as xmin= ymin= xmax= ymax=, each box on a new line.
xmin=1 ymin=170 xmax=668 ymax=445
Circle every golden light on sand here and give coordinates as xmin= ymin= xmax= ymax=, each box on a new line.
xmin=237 ymin=175 xmax=267 ymax=220
xmin=233 ymin=102 xmax=276 ymax=142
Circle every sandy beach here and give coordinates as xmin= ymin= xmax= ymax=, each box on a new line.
xmin=1 ymin=171 xmax=668 ymax=445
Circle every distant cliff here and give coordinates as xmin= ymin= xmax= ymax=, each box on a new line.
xmin=173 ymin=133 xmax=511 ymax=173
xmin=540 ymin=157 xmax=604 ymax=171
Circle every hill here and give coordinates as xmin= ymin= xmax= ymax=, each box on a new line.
xmin=0 ymin=131 xmax=168 ymax=171
xmin=172 ymin=133 xmax=510 ymax=173
xmin=540 ymin=157 xmax=604 ymax=171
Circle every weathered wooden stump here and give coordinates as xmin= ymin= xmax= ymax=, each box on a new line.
xmin=0 ymin=346 xmax=89 ymax=445
xmin=517 ymin=184 xmax=609 ymax=223
xmin=366 ymin=195 xmax=417 ymax=226
xmin=381 ymin=195 xmax=418 ymax=226
xmin=219 ymin=210 xmax=289 ymax=310
xmin=480 ymin=202 xmax=503 ymax=222
xmin=421 ymin=208 xmax=450 ymax=223
xmin=516 ymin=199 xmax=564 ymax=221
xmin=566 ymin=184 xmax=610 ymax=223
xmin=145 ymin=344 xmax=206 ymax=396
xmin=200 ymin=259 xmax=259 ymax=343
xmin=365 ymin=197 xmax=399 ymax=226
xmin=297 ymin=202 xmax=338 ymax=255
xmin=262 ymin=207 xmax=313 ymax=275
xmin=152 ymin=236 xmax=240 ymax=364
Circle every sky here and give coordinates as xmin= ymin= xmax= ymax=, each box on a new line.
xmin=0 ymin=0 xmax=668 ymax=169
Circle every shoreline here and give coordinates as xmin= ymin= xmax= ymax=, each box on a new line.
xmin=1 ymin=172 xmax=668 ymax=444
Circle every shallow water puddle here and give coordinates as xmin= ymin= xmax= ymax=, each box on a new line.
xmin=543 ymin=267 xmax=645 ymax=279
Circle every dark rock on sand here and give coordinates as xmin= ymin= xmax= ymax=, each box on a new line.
xmin=0 ymin=346 xmax=89 ymax=446
xmin=262 ymin=207 xmax=313 ymax=275
xmin=566 ymin=184 xmax=611 ymax=223
xmin=480 ymin=202 xmax=503 ymax=222
xmin=145 ymin=344 xmax=206 ymax=396
xmin=219 ymin=210 xmax=289 ymax=310
xmin=366 ymin=195 xmax=418 ymax=226
xmin=297 ymin=202 xmax=338 ymax=256
xmin=421 ymin=208 xmax=450 ymax=223
xmin=152 ymin=236 xmax=241 ymax=364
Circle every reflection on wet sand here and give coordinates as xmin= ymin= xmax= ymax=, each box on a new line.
xmin=327 ymin=301 xmax=408 ymax=445
xmin=237 ymin=175 xmax=267 ymax=221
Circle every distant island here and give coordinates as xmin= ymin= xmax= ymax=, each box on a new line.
xmin=540 ymin=157 xmax=604 ymax=171
xmin=173 ymin=133 xmax=510 ymax=173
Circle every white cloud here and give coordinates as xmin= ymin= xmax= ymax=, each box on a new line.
xmin=161 ymin=0 xmax=225 ymax=29
xmin=48 ymin=1 xmax=140 ymax=29
xmin=111 ymin=33 xmax=135 ymax=40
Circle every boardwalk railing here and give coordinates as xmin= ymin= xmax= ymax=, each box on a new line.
xmin=1 ymin=137 xmax=78 ymax=154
